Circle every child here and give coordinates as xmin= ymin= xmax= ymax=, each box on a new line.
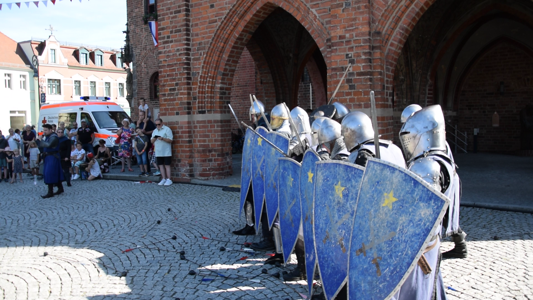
xmin=9 ymin=149 xmax=24 ymax=183
xmin=4 ymin=147 xmax=13 ymax=183
xmin=138 ymin=98 xmax=151 ymax=119
xmin=71 ymin=142 xmax=86 ymax=180
xmin=27 ymin=141 xmax=40 ymax=185
xmin=85 ymin=153 xmax=102 ymax=181
xmin=134 ymin=128 xmax=149 ymax=176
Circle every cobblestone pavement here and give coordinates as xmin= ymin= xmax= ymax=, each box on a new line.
xmin=0 ymin=180 xmax=532 ymax=300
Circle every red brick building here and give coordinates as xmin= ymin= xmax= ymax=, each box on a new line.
xmin=127 ymin=0 xmax=533 ymax=181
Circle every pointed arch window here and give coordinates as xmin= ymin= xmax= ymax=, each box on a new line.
xmin=150 ymin=72 xmax=159 ymax=101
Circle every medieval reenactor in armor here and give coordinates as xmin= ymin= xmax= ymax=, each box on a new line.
xmin=251 ymin=104 xmax=292 ymax=258
xmin=38 ymin=124 xmax=65 ymax=198
xmin=232 ymin=100 xmax=269 ymax=236
xmin=400 ymin=104 xmax=465 ymax=259
xmin=341 ymin=111 xmax=406 ymax=168
xmin=394 ymin=104 xmax=464 ymax=299
xmin=316 ymin=118 xmax=350 ymax=161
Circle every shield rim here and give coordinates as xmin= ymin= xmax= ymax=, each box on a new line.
xmin=313 ymin=160 xmax=364 ymax=300
xmin=278 ymin=156 xmax=302 ymax=265
xmin=239 ymin=129 xmax=255 ymax=218
xmin=347 ymin=158 xmax=450 ymax=300
xmin=264 ymin=131 xmax=290 ymax=229
xmin=299 ymin=149 xmax=320 ymax=297
xmin=252 ymin=126 xmax=269 ymax=233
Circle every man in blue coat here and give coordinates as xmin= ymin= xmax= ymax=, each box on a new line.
xmin=38 ymin=124 xmax=65 ymax=198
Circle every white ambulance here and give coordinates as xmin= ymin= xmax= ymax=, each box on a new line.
xmin=38 ymin=97 xmax=130 ymax=147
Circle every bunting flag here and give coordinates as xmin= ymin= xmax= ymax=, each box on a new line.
xmin=148 ymin=21 xmax=158 ymax=47
xmin=0 ymin=0 xmax=93 ymax=10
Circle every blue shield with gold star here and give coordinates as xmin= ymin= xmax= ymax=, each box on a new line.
xmin=251 ymin=126 xmax=269 ymax=231
xmin=264 ymin=131 xmax=290 ymax=228
xmin=278 ymin=157 xmax=302 ymax=264
xmin=314 ymin=161 xmax=364 ymax=300
xmin=300 ymin=149 xmax=320 ymax=296
xmin=348 ymin=159 xmax=449 ymax=300
xmin=239 ymin=128 xmax=256 ymax=217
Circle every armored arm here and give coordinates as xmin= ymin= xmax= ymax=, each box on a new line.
xmin=354 ymin=149 xmax=374 ymax=167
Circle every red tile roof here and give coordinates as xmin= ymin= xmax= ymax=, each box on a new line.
xmin=0 ymin=32 xmax=31 ymax=67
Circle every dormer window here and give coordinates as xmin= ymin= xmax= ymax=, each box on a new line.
xmin=96 ymin=54 xmax=103 ymax=67
xmin=91 ymin=49 xmax=104 ymax=67
xmin=79 ymin=48 xmax=89 ymax=65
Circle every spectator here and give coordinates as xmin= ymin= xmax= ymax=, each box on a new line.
xmin=133 ymin=128 xmax=149 ymax=176
xmin=52 ymin=124 xmax=57 ymax=132
xmin=9 ymin=149 xmax=24 ymax=183
xmin=69 ymin=122 xmax=78 ymax=145
xmin=22 ymin=125 xmax=36 ymax=170
xmin=137 ymin=110 xmax=156 ymax=173
xmin=151 ymin=118 xmax=173 ymax=186
xmin=95 ymin=139 xmax=111 ymax=173
xmin=0 ymin=132 xmax=8 ymax=182
xmin=31 ymin=125 xmax=36 ymax=137
xmin=4 ymin=147 xmax=14 ymax=183
xmin=7 ymin=128 xmax=21 ymax=151
xmin=76 ymin=120 xmax=95 ymax=155
xmin=139 ymin=98 xmax=151 ymax=119
xmin=85 ymin=153 xmax=102 ymax=181
xmin=57 ymin=129 xmax=72 ymax=187
xmin=71 ymin=142 xmax=86 ymax=180
xmin=59 ymin=121 xmax=66 ymax=132
xmin=117 ymin=119 xmax=133 ymax=172
xmin=27 ymin=141 xmax=40 ymax=185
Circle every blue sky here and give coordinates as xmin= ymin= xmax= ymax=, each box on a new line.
xmin=0 ymin=0 xmax=127 ymax=49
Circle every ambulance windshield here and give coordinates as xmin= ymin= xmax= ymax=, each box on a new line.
xmin=93 ymin=111 xmax=130 ymax=129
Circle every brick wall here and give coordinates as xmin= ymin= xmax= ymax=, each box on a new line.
xmin=126 ymin=0 xmax=455 ymax=179
xmin=457 ymin=43 xmax=533 ymax=153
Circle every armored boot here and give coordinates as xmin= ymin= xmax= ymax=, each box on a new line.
xmin=265 ymin=225 xmax=283 ymax=264
xmin=233 ymin=202 xmax=256 ymax=236
xmin=54 ymin=182 xmax=64 ymax=195
xmin=41 ymin=184 xmax=54 ymax=199
xmin=442 ymin=231 xmax=467 ymax=259
xmin=283 ymin=239 xmax=306 ymax=281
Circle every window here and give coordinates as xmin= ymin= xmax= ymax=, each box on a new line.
xmin=50 ymin=49 xmax=56 ymax=63
xmin=48 ymin=79 xmax=61 ymax=95
xmin=89 ymin=81 xmax=96 ymax=96
xmin=74 ymin=80 xmax=81 ymax=96
xmin=104 ymin=82 xmax=111 ymax=97
xmin=58 ymin=113 xmax=77 ymax=128
xmin=117 ymin=55 xmax=122 ymax=68
xmin=145 ymin=0 xmax=156 ymax=14
xmin=92 ymin=111 xmax=129 ymax=129
xmin=81 ymin=112 xmax=98 ymax=133
xmin=4 ymin=74 xmax=11 ymax=89
xmin=81 ymin=53 xmax=88 ymax=65
xmin=20 ymin=75 xmax=26 ymax=90
xmin=96 ymin=54 xmax=103 ymax=67
xmin=118 ymin=83 xmax=124 ymax=97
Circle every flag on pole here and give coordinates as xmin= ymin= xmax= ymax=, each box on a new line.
xmin=148 ymin=21 xmax=158 ymax=47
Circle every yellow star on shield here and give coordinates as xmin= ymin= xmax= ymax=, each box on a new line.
xmin=247 ymin=138 xmax=251 ymax=146
xmin=257 ymin=137 xmax=263 ymax=146
xmin=307 ymin=171 xmax=314 ymax=183
xmin=335 ymin=181 xmax=345 ymax=199
xmin=288 ymin=176 xmax=294 ymax=187
xmin=382 ymin=190 xmax=398 ymax=209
